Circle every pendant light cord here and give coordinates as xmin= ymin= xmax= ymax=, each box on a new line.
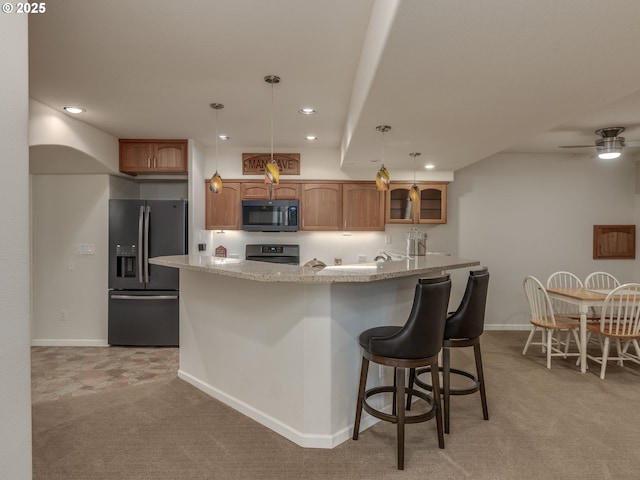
xmin=270 ymin=81 xmax=275 ymax=161
xmin=215 ymin=108 xmax=219 ymax=170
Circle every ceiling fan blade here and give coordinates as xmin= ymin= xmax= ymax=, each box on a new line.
xmin=558 ymin=145 xmax=594 ymax=148
xmin=623 ymin=140 xmax=640 ymax=147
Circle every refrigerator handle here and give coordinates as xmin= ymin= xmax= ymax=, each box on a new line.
xmin=144 ymin=205 xmax=150 ymax=283
xmin=137 ymin=205 xmax=144 ymax=284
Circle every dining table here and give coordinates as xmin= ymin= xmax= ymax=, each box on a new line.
xmin=544 ymin=287 xmax=612 ymax=373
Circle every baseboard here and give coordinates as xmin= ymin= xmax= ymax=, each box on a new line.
xmin=178 ymin=369 xmax=378 ymax=449
xmin=31 ymin=339 xmax=109 ymax=347
xmin=484 ymin=324 xmax=530 ymax=331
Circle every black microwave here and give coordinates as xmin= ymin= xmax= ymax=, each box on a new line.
xmin=241 ymin=199 xmax=299 ymax=232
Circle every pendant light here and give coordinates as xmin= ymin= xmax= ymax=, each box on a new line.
xmin=209 ymin=103 xmax=224 ymax=193
xmin=264 ymin=75 xmax=281 ymax=185
xmin=409 ymin=152 xmax=421 ymax=203
xmin=375 ymin=125 xmax=391 ymax=191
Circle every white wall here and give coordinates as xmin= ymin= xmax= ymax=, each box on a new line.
xmin=29 ymin=99 xmax=119 ymax=173
xmin=0 ymin=13 xmax=32 ymax=479
xmin=448 ymin=152 xmax=638 ymax=329
xmin=31 ymin=175 xmax=110 ymax=345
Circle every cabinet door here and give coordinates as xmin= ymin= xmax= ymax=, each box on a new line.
xmin=385 ymin=184 xmax=415 ymax=224
xmin=272 ymin=183 xmax=300 ymax=199
xmin=241 ymin=183 xmax=301 ymax=199
xmin=343 ymin=183 xmax=385 ymax=231
xmin=153 ymin=142 xmax=187 ymax=172
xmin=417 ymin=184 xmax=447 ymax=224
xmin=120 ymin=142 xmax=153 ymax=173
xmin=205 ymin=181 xmax=241 ymax=230
xmin=241 ymin=183 xmax=271 ymax=199
xmin=300 ymin=183 xmax=342 ymax=231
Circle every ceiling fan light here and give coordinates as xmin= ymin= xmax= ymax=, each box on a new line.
xmin=598 ymin=151 xmax=622 ymax=160
xmin=596 ymin=136 xmax=623 ymax=159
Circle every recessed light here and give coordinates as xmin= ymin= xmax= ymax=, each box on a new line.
xmin=305 ymin=135 xmax=317 ymax=141
xmin=219 ymin=135 xmax=230 ymax=140
xmin=63 ymin=106 xmax=85 ymax=114
xmin=425 ymin=164 xmax=435 ymax=170
xmin=298 ymin=107 xmax=317 ymax=115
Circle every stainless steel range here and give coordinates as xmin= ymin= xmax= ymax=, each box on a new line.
xmin=245 ymin=244 xmax=300 ymax=265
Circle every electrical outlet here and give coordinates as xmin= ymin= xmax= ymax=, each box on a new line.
xmin=385 ymin=234 xmax=392 ymax=245
xmin=60 ymin=309 xmax=68 ymax=321
xmin=378 ymin=365 xmax=384 ymax=379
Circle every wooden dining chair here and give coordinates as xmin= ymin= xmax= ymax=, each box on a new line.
xmin=584 ymin=272 xmax=621 ymax=321
xmin=585 ymin=283 xmax=640 ymax=379
xmin=584 ymin=272 xmax=620 ymax=290
xmin=546 ymin=271 xmax=583 ymax=351
xmin=523 ymin=276 xmax=581 ymax=369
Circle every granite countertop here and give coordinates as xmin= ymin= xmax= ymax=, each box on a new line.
xmin=150 ymin=254 xmax=480 ymax=284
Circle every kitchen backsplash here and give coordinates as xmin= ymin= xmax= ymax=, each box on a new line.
xmin=195 ymin=224 xmax=446 ymax=265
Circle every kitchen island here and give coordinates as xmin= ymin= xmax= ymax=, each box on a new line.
xmin=151 ymin=254 xmax=480 ymax=448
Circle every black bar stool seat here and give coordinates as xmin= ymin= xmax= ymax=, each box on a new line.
xmin=352 ymin=275 xmax=451 ymax=470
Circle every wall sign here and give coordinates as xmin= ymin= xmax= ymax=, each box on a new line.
xmin=242 ymin=153 xmax=300 ymax=175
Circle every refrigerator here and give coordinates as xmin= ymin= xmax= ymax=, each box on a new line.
xmin=108 ymin=199 xmax=187 ymax=346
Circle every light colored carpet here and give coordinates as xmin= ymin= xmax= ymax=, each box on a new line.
xmin=32 ymin=331 xmax=640 ymax=479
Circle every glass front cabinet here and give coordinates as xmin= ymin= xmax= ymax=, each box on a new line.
xmin=385 ymin=182 xmax=447 ymax=224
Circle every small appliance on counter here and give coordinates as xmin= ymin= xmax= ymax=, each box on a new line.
xmin=108 ymin=199 xmax=187 ymax=346
xmin=303 ymin=258 xmax=326 ymax=270
xmin=406 ymin=228 xmax=427 ymax=256
xmin=245 ymin=244 xmax=300 ymax=265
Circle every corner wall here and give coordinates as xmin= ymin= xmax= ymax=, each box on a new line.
xmin=31 ymin=175 xmax=110 ymax=345
xmin=447 ymin=152 xmax=638 ymax=329
xmin=0 ymin=13 xmax=32 ymax=479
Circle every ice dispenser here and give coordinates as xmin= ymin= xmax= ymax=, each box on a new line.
xmin=116 ymin=244 xmax=137 ymax=278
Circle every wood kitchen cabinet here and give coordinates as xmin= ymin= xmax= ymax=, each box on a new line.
xmin=119 ymin=139 xmax=188 ymax=174
xmin=205 ymin=181 xmax=241 ymax=230
xmin=240 ymin=182 xmax=301 ymax=200
xmin=386 ymin=182 xmax=448 ymax=224
xmin=300 ymin=183 xmax=342 ymax=231
xmin=342 ymin=183 xmax=385 ymax=231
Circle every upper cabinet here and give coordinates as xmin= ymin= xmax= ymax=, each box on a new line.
xmin=119 ymin=139 xmax=188 ymax=175
xmin=300 ymin=183 xmax=342 ymax=231
xmin=205 ymin=181 xmax=241 ymax=230
xmin=386 ymin=182 xmax=448 ymax=224
xmin=240 ymin=182 xmax=301 ymax=200
xmin=342 ymin=183 xmax=385 ymax=231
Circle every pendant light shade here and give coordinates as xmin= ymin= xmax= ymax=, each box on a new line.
xmin=264 ymin=75 xmax=281 ymax=185
xmin=209 ymin=172 xmax=223 ymax=193
xmin=209 ymin=103 xmax=224 ymax=193
xmin=375 ymin=125 xmax=391 ymax=191
xmin=409 ymin=152 xmax=421 ymax=203
xmin=376 ymin=165 xmax=390 ymax=191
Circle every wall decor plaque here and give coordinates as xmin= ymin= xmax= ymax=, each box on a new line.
xmin=242 ymin=153 xmax=300 ymax=175
xmin=593 ymin=225 xmax=636 ymax=259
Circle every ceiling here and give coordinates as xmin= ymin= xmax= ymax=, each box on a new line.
xmin=28 ymin=0 xmax=640 ymax=174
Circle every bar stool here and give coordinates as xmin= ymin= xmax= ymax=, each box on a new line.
xmin=408 ymin=268 xmax=490 ymax=434
xmin=352 ymin=275 xmax=451 ymax=470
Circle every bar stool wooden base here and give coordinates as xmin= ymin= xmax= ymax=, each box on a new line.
xmin=410 ymin=337 xmax=488 ymax=434
xmin=353 ymin=351 xmax=444 ymax=470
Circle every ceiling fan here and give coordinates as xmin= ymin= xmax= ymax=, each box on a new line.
xmin=559 ymin=127 xmax=640 ymax=159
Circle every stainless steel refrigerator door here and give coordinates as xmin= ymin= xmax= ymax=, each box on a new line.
xmin=108 ymin=290 xmax=179 ymax=346
xmin=145 ymin=199 xmax=187 ymax=290
xmin=108 ymin=199 xmax=146 ymax=290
